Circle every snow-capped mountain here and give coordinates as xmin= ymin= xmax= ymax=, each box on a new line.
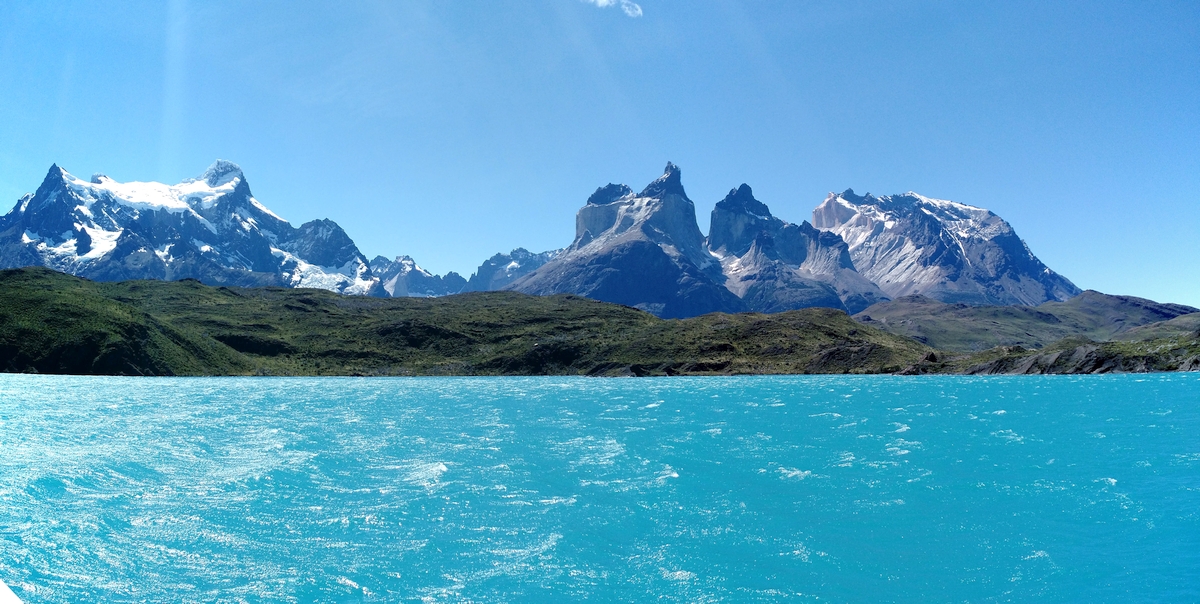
xmin=508 ymin=163 xmax=746 ymax=318
xmin=370 ymin=255 xmax=466 ymax=297
xmin=707 ymin=184 xmax=887 ymax=314
xmin=0 ymin=161 xmax=382 ymax=295
xmin=812 ymin=189 xmax=1080 ymax=305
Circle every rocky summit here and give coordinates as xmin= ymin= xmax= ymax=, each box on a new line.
xmin=0 ymin=161 xmax=382 ymax=295
xmin=707 ymin=184 xmax=886 ymax=314
xmin=507 ymin=163 xmax=746 ymax=318
xmin=813 ymin=189 xmax=1080 ymax=305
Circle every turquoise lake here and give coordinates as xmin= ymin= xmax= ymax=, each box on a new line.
xmin=0 ymin=374 xmax=1197 ymax=602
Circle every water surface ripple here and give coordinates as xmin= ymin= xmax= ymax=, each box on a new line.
xmin=0 ymin=374 xmax=1197 ymax=602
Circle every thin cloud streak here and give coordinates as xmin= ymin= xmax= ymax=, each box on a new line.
xmin=581 ymin=0 xmax=643 ymax=18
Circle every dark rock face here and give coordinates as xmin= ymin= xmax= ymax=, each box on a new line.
xmin=464 ymin=248 xmax=561 ymax=292
xmin=280 ymin=219 xmax=361 ymax=268
xmin=509 ymin=163 xmax=745 ymax=318
xmin=725 ymin=236 xmax=846 ymax=313
xmin=708 ymin=184 xmax=887 ymax=314
xmin=707 ymin=184 xmax=774 ymax=255
xmin=586 ymin=184 xmax=633 ymax=206
xmin=518 ymin=239 xmax=743 ymax=318
xmin=370 ymin=255 xmax=466 ymax=297
xmin=812 ymin=189 xmax=1080 ymax=306
xmin=0 ymin=162 xmax=383 ymax=295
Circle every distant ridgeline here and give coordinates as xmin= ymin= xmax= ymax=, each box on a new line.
xmin=3 ymin=160 xmax=1087 ymax=319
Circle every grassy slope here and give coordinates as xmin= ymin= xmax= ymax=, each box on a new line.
xmin=855 ymin=291 xmax=1197 ymax=352
xmin=1114 ymin=313 xmax=1200 ymax=341
xmin=0 ymin=268 xmax=250 ymax=375
xmin=0 ymin=267 xmax=929 ymax=376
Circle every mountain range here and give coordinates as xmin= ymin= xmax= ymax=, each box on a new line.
xmin=2 ymin=160 xmax=1087 ymax=318
xmin=0 ymin=161 xmax=381 ymax=295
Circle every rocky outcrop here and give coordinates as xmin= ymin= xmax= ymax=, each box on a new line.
xmin=0 ymin=161 xmax=383 ymax=295
xmin=708 ymin=184 xmax=887 ymax=313
xmin=812 ymin=189 xmax=1079 ymax=305
xmin=963 ymin=339 xmax=1200 ymax=375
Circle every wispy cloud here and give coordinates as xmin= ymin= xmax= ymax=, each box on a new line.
xmin=582 ymin=0 xmax=643 ymax=18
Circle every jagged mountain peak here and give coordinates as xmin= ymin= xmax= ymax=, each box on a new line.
xmin=510 ymin=164 xmax=741 ymax=318
xmin=709 ymin=186 xmax=780 ymax=256
xmin=36 ymin=164 xmax=69 ymax=191
xmin=372 ymin=253 xmax=467 ymax=297
xmin=708 ymin=184 xmax=886 ymax=314
xmin=198 ymin=159 xmax=245 ymax=187
xmin=638 ymin=162 xmax=687 ymax=199
xmin=463 ymin=247 xmax=562 ymax=293
xmin=586 ymin=184 xmax=633 ymax=206
xmin=714 ymin=183 xmax=773 ymax=221
xmin=514 ymin=165 xmax=891 ymax=317
xmin=571 ymin=163 xmax=709 ymax=257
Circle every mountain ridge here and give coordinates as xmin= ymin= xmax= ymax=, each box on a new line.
xmin=2 ymin=159 xmax=1154 ymax=320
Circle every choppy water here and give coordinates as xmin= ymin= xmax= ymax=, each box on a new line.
xmin=0 ymin=374 xmax=1198 ymax=602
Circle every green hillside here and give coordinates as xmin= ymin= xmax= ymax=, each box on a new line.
xmin=0 ymin=267 xmax=930 ymax=376
xmin=1114 ymin=313 xmax=1200 ymax=342
xmin=0 ymin=269 xmax=251 ymax=375
xmin=855 ymin=292 xmax=1197 ymax=352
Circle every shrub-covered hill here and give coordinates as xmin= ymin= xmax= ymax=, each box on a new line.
xmin=855 ymin=291 xmax=1197 ymax=352
xmin=0 ymin=267 xmax=931 ymax=376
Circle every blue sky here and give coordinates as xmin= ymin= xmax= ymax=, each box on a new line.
xmin=1 ymin=1 xmax=1197 ymax=304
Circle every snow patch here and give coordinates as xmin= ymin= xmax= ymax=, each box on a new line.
xmin=79 ymin=227 xmax=121 ymax=260
xmin=272 ymin=247 xmax=378 ymax=295
xmin=154 ymin=244 xmax=174 ymax=263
